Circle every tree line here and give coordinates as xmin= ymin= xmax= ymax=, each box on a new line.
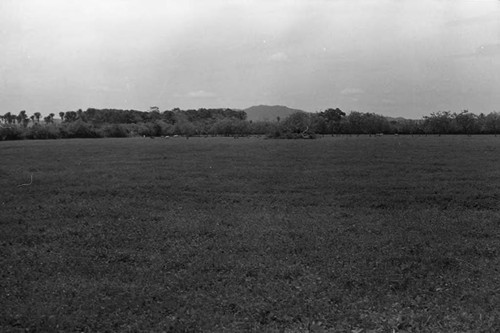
xmin=1 ymin=107 xmax=500 ymax=141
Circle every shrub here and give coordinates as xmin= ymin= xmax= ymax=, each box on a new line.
xmin=60 ymin=121 xmax=102 ymax=138
xmin=249 ymin=121 xmax=276 ymax=135
xmin=101 ymin=124 xmax=130 ymax=138
xmin=131 ymin=122 xmax=161 ymax=137
xmin=0 ymin=126 xmax=23 ymax=141
xmin=24 ymin=124 xmax=61 ymax=139
xmin=266 ymin=131 xmax=316 ymax=139
xmin=266 ymin=112 xmax=317 ymax=139
xmin=156 ymin=121 xmax=175 ymax=136
xmin=265 ymin=126 xmax=283 ymax=139
xmin=281 ymin=112 xmax=312 ymax=134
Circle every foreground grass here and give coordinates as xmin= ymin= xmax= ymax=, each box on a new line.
xmin=1 ymin=135 xmax=499 ymax=332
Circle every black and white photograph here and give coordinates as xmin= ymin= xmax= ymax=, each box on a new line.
xmin=1 ymin=0 xmax=499 ymax=331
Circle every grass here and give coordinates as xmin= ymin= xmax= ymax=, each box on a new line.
xmin=1 ymin=135 xmax=499 ymax=332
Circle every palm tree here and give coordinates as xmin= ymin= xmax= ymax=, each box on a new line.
xmin=17 ymin=110 xmax=27 ymax=126
xmin=34 ymin=112 xmax=41 ymax=123
xmin=76 ymin=109 xmax=83 ymax=120
xmin=3 ymin=112 xmax=12 ymax=124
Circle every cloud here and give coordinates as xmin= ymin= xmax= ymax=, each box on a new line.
xmin=340 ymin=88 xmax=364 ymax=95
xmin=269 ymin=52 xmax=289 ymax=62
xmin=186 ymin=90 xmax=216 ymax=98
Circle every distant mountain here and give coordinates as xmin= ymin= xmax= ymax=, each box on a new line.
xmin=243 ymin=105 xmax=306 ymax=122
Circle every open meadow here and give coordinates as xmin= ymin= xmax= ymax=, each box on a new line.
xmin=1 ymin=135 xmax=499 ymax=332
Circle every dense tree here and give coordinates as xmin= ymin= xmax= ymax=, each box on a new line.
xmin=266 ymin=111 xmax=317 ymax=138
xmin=454 ymin=110 xmax=478 ymax=134
xmin=346 ymin=111 xmax=364 ymax=134
xmin=319 ymin=108 xmax=346 ymax=135
xmin=248 ymin=121 xmax=276 ymax=135
xmin=4 ymin=107 xmax=500 ymax=141
xmin=484 ymin=112 xmax=500 ymax=135
xmin=146 ymin=108 xmax=161 ymax=122
xmin=311 ymin=113 xmax=328 ymax=134
xmin=395 ymin=119 xmax=425 ymax=134
xmin=423 ymin=111 xmax=455 ymax=134
xmin=161 ymin=111 xmax=176 ymax=125
xmin=210 ymin=118 xmax=249 ymax=136
xmin=361 ymin=113 xmax=391 ymax=134
xmin=281 ymin=112 xmax=312 ymax=134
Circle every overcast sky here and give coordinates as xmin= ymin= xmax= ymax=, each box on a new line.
xmin=1 ymin=0 xmax=499 ymax=118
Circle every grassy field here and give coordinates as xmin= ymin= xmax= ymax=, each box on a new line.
xmin=1 ymin=135 xmax=499 ymax=332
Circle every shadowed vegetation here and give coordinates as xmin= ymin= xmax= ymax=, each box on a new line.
xmin=2 ymin=108 xmax=500 ymax=140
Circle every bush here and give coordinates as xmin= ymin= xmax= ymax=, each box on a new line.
xmin=281 ymin=112 xmax=313 ymax=134
xmin=266 ymin=131 xmax=316 ymax=139
xmin=265 ymin=112 xmax=317 ymax=139
xmin=101 ymin=124 xmax=130 ymax=138
xmin=249 ymin=121 xmax=276 ymax=135
xmin=60 ymin=121 xmax=102 ymax=138
xmin=0 ymin=126 xmax=23 ymax=141
xmin=131 ymin=122 xmax=162 ymax=137
xmin=24 ymin=124 xmax=61 ymax=139
xmin=265 ymin=125 xmax=283 ymax=139
xmin=156 ymin=121 xmax=175 ymax=136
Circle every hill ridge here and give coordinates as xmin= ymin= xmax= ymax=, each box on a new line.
xmin=243 ymin=105 xmax=305 ymax=122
